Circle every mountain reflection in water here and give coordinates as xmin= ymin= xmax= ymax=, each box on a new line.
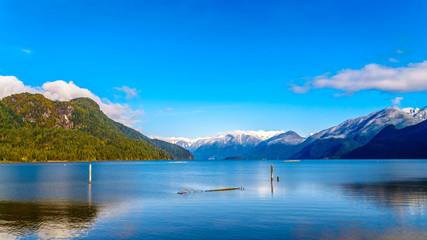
xmin=340 ymin=179 xmax=427 ymax=212
xmin=0 ymin=160 xmax=426 ymax=239
xmin=0 ymin=200 xmax=99 ymax=239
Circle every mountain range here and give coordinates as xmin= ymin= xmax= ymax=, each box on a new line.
xmin=156 ymin=106 xmax=427 ymax=160
xmin=155 ymin=130 xmax=284 ymax=160
xmin=2 ymin=92 xmax=426 ymax=161
xmin=0 ymin=93 xmax=193 ymax=162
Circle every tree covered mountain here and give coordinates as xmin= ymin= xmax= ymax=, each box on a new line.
xmin=0 ymin=93 xmax=193 ymax=162
xmin=112 ymin=121 xmax=193 ymax=160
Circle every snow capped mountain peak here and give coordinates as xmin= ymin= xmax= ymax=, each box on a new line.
xmin=402 ymin=107 xmax=420 ymax=115
xmin=402 ymin=107 xmax=427 ymax=120
xmin=265 ymin=131 xmax=306 ymax=146
xmin=213 ymin=130 xmax=285 ymax=141
xmin=152 ymin=105 xmax=427 ymax=160
xmin=152 ymin=130 xmax=285 ymax=151
xmin=311 ymin=105 xmax=425 ymax=144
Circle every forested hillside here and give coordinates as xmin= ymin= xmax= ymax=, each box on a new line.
xmin=0 ymin=93 xmax=192 ymax=162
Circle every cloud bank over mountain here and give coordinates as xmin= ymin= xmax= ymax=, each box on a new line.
xmin=0 ymin=75 xmax=142 ymax=127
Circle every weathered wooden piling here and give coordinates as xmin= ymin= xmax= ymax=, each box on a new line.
xmin=271 ymin=180 xmax=274 ymax=194
xmin=88 ymin=183 xmax=92 ymax=205
xmin=89 ymin=164 xmax=92 ymax=185
xmin=277 ymin=176 xmax=280 ymax=182
xmin=271 ymin=165 xmax=273 ymax=181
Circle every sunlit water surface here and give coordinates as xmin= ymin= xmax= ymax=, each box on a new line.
xmin=0 ymin=160 xmax=426 ymax=239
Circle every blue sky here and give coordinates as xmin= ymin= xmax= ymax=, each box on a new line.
xmin=1 ymin=0 xmax=427 ymax=138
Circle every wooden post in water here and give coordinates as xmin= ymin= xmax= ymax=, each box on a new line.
xmin=271 ymin=165 xmax=273 ymax=181
xmin=271 ymin=179 xmax=274 ymax=194
xmin=89 ymin=164 xmax=92 ymax=185
xmin=277 ymin=176 xmax=280 ymax=182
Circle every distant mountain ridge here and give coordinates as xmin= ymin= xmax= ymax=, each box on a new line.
xmin=291 ymin=106 xmax=424 ymax=159
xmin=264 ymin=131 xmax=306 ymax=146
xmin=155 ymin=130 xmax=284 ymax=150
xmin=154 ymin=130 xmax=284 ymax=160
xmin=244 ymin=131 xmax=306 ymax=160
xmin=309 ymin=106 xmax=423 ymax=144
xmin=157 ymin=105 xmax=427 ymax=160
xmin=0 ymin=93 xmax=193 ymax=161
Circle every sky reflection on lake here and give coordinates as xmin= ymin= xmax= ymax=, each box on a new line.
xmin=0 ymin=160 xmax=426 ymax=239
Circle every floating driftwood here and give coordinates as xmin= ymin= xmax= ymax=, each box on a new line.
xmin=177 ymin=187 xmax=245 ymax=194
xmin=177 ymin=188 xmax=203 ymax=194
xmin=284 ymin=160 xmax=300 ymax=162
xmin=205 ymin=187 xmax=245 ymax=192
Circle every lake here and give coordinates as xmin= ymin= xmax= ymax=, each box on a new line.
xmin=0 ymin=160 xmax=426 ymax=239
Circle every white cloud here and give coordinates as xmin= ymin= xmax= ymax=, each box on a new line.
xmin=391 ymin=97 xmax=403 ymax=105
xmin=290 ymin=61 xmax=427 ymax=94
xmin=0 ymin=76 xmax=143 ymax=127
xmin=22 ymin=49 xmax=31 ymax=54
xmin=0 ymin=76 xmax=39 ymax=98
xmin=42 ymin=80 xmax=95 ymax=101
xmin=388 ymin=58 xmax=398 ymax=63
xmin=289 ymin=83 xmax=310 ymax=94
xmin=114 ymin=86 xmax=139 ymax=100
xmin=397 ymin=49 xmax=403 ymax=54
xmin=166 ymin=107 xmax=174 ymax=111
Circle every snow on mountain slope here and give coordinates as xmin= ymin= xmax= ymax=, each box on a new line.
xmin=153 ymin=130 xmax=284 ymax=152
xmin=402 ymin=107 xmax=427 ymax=120
xmin=311 ymin=106 xmax=423 ymax=144
xmin=152 ymin=105 xmax=427 ymax=160
xmin=264 ymin=131 xmax=306 ymax=146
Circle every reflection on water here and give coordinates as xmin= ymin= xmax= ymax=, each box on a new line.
xmin=0 ymin=200 xmax=99 ymax=239
xmin=0 ymin=160 xmax=426 ymax=239
xmin=341 ymin=179 xmax=427 ymax=213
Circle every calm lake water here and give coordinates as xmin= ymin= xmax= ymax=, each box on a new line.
xmin=0 ymin=160 xmax=426 ymax=239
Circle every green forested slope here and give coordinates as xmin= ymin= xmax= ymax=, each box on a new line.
xmin=0 ymin=93 xmax=191 ymax=162
xmin=113 ymin=121 xmax=194 ymax=160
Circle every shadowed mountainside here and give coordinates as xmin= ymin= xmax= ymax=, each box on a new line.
xmin=345 ymin=120 xmax=427 ymax=159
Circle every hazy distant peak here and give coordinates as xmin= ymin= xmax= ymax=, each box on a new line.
xmin=265 ymin=131 xmax=306 ymax=146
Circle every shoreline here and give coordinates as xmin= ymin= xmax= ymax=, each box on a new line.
xmin=0 ymin=159 xmax=181 ymax=164
xmin=1 ymin=159 xmax=427 ymax=164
